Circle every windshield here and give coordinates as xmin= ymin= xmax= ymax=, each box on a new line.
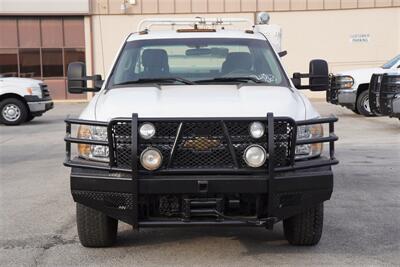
xmin=108 ymin=38 xmax=289 ymax=87
xmin=382 ymin=55 xmax=400 ymax=69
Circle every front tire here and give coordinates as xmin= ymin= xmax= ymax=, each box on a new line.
xmin=0 ymin=98 xmax=28 ymax=125
xmin=283 ymin=203 xmax=324 ymax=246
xmin=76 ymin=203 xmax=118 ymax=247
xmin=356 ymin=90 xmax=373 ymax=116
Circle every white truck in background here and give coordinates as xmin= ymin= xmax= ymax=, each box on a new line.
xmin=0 ymin=77 xmax=54 ymax=125
xmin=327 ymin=55 xmax=400 ymax=116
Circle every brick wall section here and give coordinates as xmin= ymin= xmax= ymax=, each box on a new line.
xmin=90 ymin=0 xmax=399 ymax=14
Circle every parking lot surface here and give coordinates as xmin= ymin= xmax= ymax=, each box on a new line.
xmin=0 ymin=100 xmax=399 ymax=266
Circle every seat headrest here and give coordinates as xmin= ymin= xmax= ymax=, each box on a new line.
xmin=142 ymin=49 xmax=169 ymax=69
xmin=222 ymin=52 xmax=252 ymax=74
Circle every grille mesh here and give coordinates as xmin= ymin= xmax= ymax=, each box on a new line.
xmin=72 ymin=190 xmax=134 ymax=210
xmin=109 ymin=119 xmax=295 ymax=171
xmin=171 ymin=121 xmax=233 ymax=169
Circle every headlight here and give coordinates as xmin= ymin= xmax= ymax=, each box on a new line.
xmin=295 ymin=124 xmax=323 ymax=160
xmin=140 ymin=148 xmax=163 ymax=170
xmin=243 ymin=145 xmax=267 ymax=168
xmin=336 ymin=75 xmax=354 ymax=89
xmin=26 ymin=87 xmax=42 ymax=98
xmin=139 ymin=123 xmax=156 ymax=139
xmin=77 ymin=125 xmax=109 ymax=162
xmin=249 ymin=121 xmax=265 ymax=139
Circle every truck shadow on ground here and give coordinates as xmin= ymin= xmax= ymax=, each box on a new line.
xmin=109 ymin=221 xmax=396 ymax=258
xmin=114 ymin=225 xmax=289 ymax=253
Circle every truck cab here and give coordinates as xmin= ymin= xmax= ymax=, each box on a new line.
xmin=64 ymin=15 xmax=338 ymax=247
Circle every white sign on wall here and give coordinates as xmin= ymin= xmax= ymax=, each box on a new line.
xmin=350 ymin=34 xmax=370 ymax=43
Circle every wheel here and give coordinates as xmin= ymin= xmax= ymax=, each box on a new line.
xmin=0 ymin=98 xmax=28 ymax=125
xmin=356 ymin=90 xmax=374 ymax=116
xmin=76 ymin=203 xmax=118 ymax=247
xmin=283 ymin=203 xmax=324 ymax=246
xmin=351 ymin=109 xmax=360 ymax=115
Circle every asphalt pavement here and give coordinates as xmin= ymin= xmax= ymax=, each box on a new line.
xmin=0 ymin=100 xmax=399 ymax=266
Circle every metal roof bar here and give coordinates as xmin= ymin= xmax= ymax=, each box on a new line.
xmin=137 ymin=17 xmax=253 ymax=32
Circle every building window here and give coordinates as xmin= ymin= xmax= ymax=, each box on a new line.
xmin=18 ymin=18 xmax=41 ymax=48
xmin=19 ymin=48 xmax=41 ymax=77
xmin=0 ymin=17 xmax=85 ymax=78
xmin=42 ymin=48 xmax=63 ymax=77
xmin=0 ymin=48 xmax=18 ymax=77
xmin=64 ymin=48 xmax=85 ymax=75
xmin=41 ymin=18 xmax=64 ymax=48
xmin=0 ymin=19 xmax=18 ymax=48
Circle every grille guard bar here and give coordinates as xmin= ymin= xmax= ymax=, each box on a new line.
xmin=64 ymin=113 xmax=338 ymax=174
xmin=65 ymin=114 xmax=338 ymax=226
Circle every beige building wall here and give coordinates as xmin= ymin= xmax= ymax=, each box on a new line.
xmin=89 ymin=7 xmax=400 ymax=79
xmin=276 ymin=7 xmax=400 ymax=74
xmin=89 ymin=0 xmax=399 ymax=14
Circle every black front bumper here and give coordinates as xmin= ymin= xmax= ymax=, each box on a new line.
xmin=70 ymin=161 xmax=333 ymax=227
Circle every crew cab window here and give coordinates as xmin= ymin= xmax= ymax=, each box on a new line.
xmin=109 ymin=38 xmax=288 ymax=87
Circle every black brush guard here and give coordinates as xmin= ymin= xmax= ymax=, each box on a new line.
xmin=65 ymin=113 xmax=338 ymax=227
xmin=369 ymin=73 xmax=400 ymax=117
xmin=326 ymin=75 xmax=339 ymax=104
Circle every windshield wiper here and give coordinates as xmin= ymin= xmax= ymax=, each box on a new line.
xmin=195 ymin=77 xmax=264 ymax=84
xmin=114 ymin=77 xmax=196 ymax=86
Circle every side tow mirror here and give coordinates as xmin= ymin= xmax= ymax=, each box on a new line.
xmin=67 ymin=62 xmax=103 ymax=94
xmin=292 ymin=59 xmax=330 ymax=91
xmin=309 ymin=59 xmax=329 ymax=91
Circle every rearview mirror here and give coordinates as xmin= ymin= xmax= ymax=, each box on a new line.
xmin=185 ymin=47 xmax=228 ymax=58
xmin=292 ymin=59 xmax=330 ymax=91
xmin=185 ymin=48 xmax=211 ymax=56
xmin=67 ymin=62 xmax=103 ymax=94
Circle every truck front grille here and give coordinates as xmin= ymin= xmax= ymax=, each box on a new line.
xmin=369 ymin=73 xmax=400 ymax=116
xmin=40 ymin=83 xmax=50 ymax=98
xmin=109 ymin=119 xmax=296 ymax=172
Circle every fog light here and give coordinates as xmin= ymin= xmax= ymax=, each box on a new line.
xmin=140 ymin=148 xmax=163 ymax=170
xmin=243 ymin=145 xmax=267 ymax=168
xmin=139 ymin=123 xmax=156 ymax=139
xmin=249 ymin=121 xmax=265 ymax=139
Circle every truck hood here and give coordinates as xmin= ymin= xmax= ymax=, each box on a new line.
xmin=337 ymin=67 xmax=385 ymax=84
xmin=89 ymin=85 xmax=315 ymax=122
xmin=0 ymin=77 xmax=42 ymax=87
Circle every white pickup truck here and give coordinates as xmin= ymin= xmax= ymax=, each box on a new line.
xmin=63 ymin=15 xmax=338 ymax=248
xmin=327 ymin=55 xmax=400 ymax=116
xmin=0 ymin=77 xmax=54 ymax=125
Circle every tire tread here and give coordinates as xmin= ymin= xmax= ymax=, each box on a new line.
xmin=76 ymin=203 xmax=117 ymax=247
xmin=283 ymin=203 xmax=324 ymax=246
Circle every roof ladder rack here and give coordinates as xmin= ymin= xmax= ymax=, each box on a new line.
xmin=137 ymin=17 xmax=253 ymax=32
